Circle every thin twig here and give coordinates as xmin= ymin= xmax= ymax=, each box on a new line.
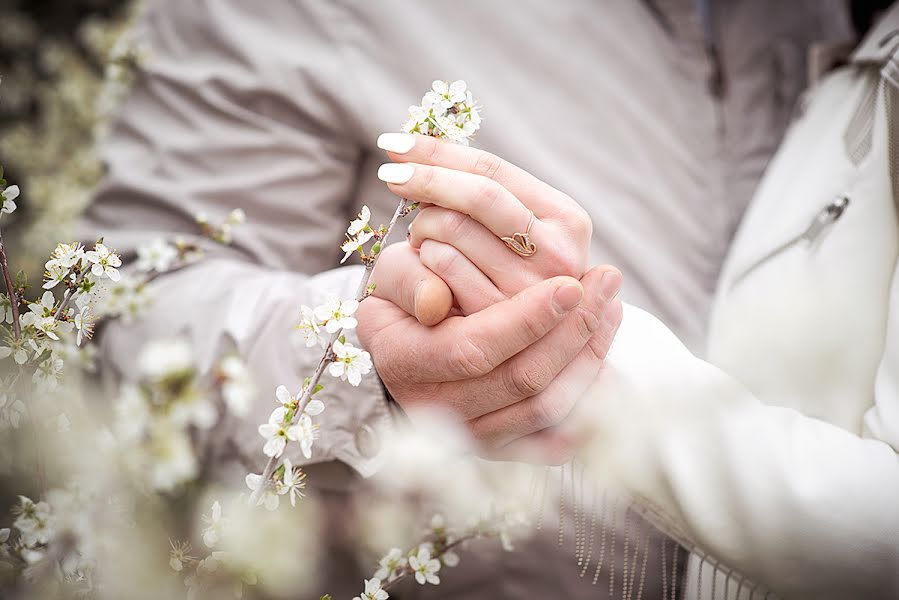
xmin=248 ymin=198 xmax=410 ymax=506
xmin=53 ymin=271 xmax=88 ymax=321
xmin=0 ymin=229 xmax=21 ymax=339
xmin=380 ymin=532 xmax=478 ymax=592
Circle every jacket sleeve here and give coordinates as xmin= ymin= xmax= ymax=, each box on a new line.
xmin=81 ymin=0 xmax=391 ymax=477
xmin=586 ymin=286 xmax=899 ymax=599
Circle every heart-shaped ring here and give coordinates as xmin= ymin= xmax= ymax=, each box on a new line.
xmin=501 ymin=212 xmax=538 ymax=257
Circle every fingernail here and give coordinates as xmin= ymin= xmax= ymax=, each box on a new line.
xmin=552 ymin=282 xmax=584 ymax=314
xmin=600 ymin=270 xmax=622 ymax=301
xmin=378 ymin=163 xmax=415 ymax=184
xmin=377 ymin=132 xmax=416 ymax=154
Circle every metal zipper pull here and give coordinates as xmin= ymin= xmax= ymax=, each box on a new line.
xmin=731 ymin=194 xmax=850 ymax=285
xmin=799 ymin=194 xmax=850 ymax=244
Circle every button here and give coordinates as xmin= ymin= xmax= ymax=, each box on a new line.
xmin=354 ymin=424 xmax=380 ymax=459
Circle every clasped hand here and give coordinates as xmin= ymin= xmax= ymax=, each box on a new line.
xmin=356 ymin=134 xmax=623 ymax=464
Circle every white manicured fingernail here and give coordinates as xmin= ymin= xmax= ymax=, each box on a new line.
xmin=377 ymin=132 xmax=416 ymax=154
xmin=378 ymin=163 xmax=415 ymax=184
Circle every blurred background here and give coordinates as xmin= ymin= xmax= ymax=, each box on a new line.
xmin=0 ymin=0 xmax=135 ymax=279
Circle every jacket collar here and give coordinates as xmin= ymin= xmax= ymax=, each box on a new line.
xmin=851 ymin=2 xmax=899 ymax=64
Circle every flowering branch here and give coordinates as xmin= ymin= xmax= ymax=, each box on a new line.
xmin=247 ymin=80 xmax=482 ymax=509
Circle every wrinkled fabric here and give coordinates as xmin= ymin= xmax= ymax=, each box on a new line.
xmin=588 ymin=7 xmax=899 ymax=598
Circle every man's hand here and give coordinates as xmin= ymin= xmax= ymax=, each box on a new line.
xmin=357 ymin=263 xmax=622 ymax=464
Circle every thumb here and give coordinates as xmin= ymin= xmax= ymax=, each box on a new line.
xmin=371 ymin=242 xmax=453 ymax=326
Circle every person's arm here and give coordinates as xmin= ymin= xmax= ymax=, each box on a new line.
xmin=586 ymin=281 xmax=899 ymax=598
xmin=82 ymin=0 xmax=389 ymax=475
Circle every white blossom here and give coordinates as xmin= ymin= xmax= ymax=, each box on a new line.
xmin=220 ymin=356 xmax=254 ymax=417
xmin=202 ymin=501 xmax=226 ymax=548
xmin=314 ymin=298 xmax=359 ymax=333
xmin=20 ymin=290 xmax=63 ymax=340
xmin=73 ymin=305 xmax=93 ymax=346
xmin=245 ymin=472 xmax=281 ymax=511
xmin=170 ymin=540 xmax=195 ymax=572
xmin=297 ymin=305 xmax=325 ymax=348
xmin=50 ymin=242 xmax=84 ymax=269
xmin=135 ymin=238 xmax=178 ymax=273
xmin=354 ymin=577 xmax=389 ymax=600
xmin=292 ymin=413 xmax=317 ymax=459
xmin=83 ymin=242 xmax=122 ymax=282
xmin=33 ymin=357 xmax=63 ymax=391
xmin=279 ymin=458 xmax=306 ymax=507
xmin=138 ymin=338 xmax=193 ymax=380
xmin=0 ymin=394 xmax=26 ymax=429
xmin=340 ymin=230 xmax=375 ymax=264
xmin=374 ymin=547 xmax=407 ymax=582
xmin=257 ymin=406 xmax=306 ymax=458
xmin=1 ymin=184 xmax=18 ymax=216
xmin=227 ymin=208 xmax=246 ymax=224
xmin=348 ymin=205 xmax=371 ymax=236
xmin=408 ymin=545 xmax=441 ymax=585
xmin=401 ymin=80 xmax=480 ymax=144
xmin=148 ymin=424 xmax=198 ymax=491
xmin=328 ymin=340 xmax=373 ymax=386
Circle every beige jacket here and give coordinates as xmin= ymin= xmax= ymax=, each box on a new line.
xmin=591 ymin=7 xmax=899 ymax=598
xmin=80 ymin=1 xmax=852 ymax=597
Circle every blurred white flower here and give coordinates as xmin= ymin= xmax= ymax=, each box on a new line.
xmin=202 ymin=501 xmax=226 ymax=548
xmin=245 ymin=472 xmax=281 ymax=511
xmin=0 ymin=395 xmax=25 ymax=430
xmin=340 ymin=230 xmax=375 ymax=264
xmin=220 ymin=356 xmax=255 ymax=417
xmin=401 ymin=80 xmax=480 ymax=144
xmin=33 ymin=357 xmax=63 ymax=391
xmin=329 ymin=340 xmax=372 ymax=386
xmin=374 ymin=547 xmax=407 ymax=582
xmin=354 ymin=577 xmax=389 ymax=600
xmin=297 ymin=305 xmax=325 ymax=348
xmin=227 ymin=208 xmax=246 ymax=224
xmin=148 ymin=424 xmax=198 ymax=491
xmin=83 ymin=242 xmax=122 ymax=282
xmin=409 ymin=545 xmax=441 ymax=585
xmin=169 ymin=540 xmax=195 ymax=572
xmin=135 ymin=238 xmax=178 ymax=273
xmin=1 ymin=184 xmax=18 ymax=216
xmin=348 ymin=205 xmax=371 ymax=236
xmin=138 ymin=338 xmax=193 ymax=380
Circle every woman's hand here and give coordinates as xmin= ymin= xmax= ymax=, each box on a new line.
xmin=376 ymin=132 xmax=594 ymax=313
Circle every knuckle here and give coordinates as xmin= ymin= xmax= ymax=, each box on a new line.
xmin=443 ymin=210 xmax=469 ymax=237
xmin=424 ymin=136 xmax=442 ymax=164
xmin=422 ymin=241 xmax=459 ymax=276
xmin=419 ymin=165 xmax=438 ymax=200
xmin=573 ymin=304 xmax=602 ymax=340
xmin=472 ymin=151 xmax=505 ymax=180
xmin=570 ymin=205 xmax=593 ymax=239
xmin=504 ymin=359 xmax=553 ymax=398
xmin=530 ymin=394 xmax=569 ymax=430
xmin=475 ymin=179 xmax=503 ymax=212
xmin=450 ymin=335 xmax=495 ymax=378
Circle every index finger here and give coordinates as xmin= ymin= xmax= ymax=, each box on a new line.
xmin=377 ymin=133 xmax=569 ymax=217
xmin=406 ymin=276 xmax=586 ymax=382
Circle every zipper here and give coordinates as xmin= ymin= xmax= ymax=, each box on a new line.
xmin=731 ymin=194 xmax=850 ymax=286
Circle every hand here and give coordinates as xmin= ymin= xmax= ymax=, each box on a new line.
xmin=357 ymin=263 xmax=622 ymax=464
xmin=376 ymin=132 xmax=593 ymax=313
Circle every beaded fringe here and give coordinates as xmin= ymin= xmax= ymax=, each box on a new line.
xmin=528 ymin=461 xmax=779 ymax=600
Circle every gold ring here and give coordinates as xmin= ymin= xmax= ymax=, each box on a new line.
xmin=501 ymin=212 xmax=537 ymax=257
